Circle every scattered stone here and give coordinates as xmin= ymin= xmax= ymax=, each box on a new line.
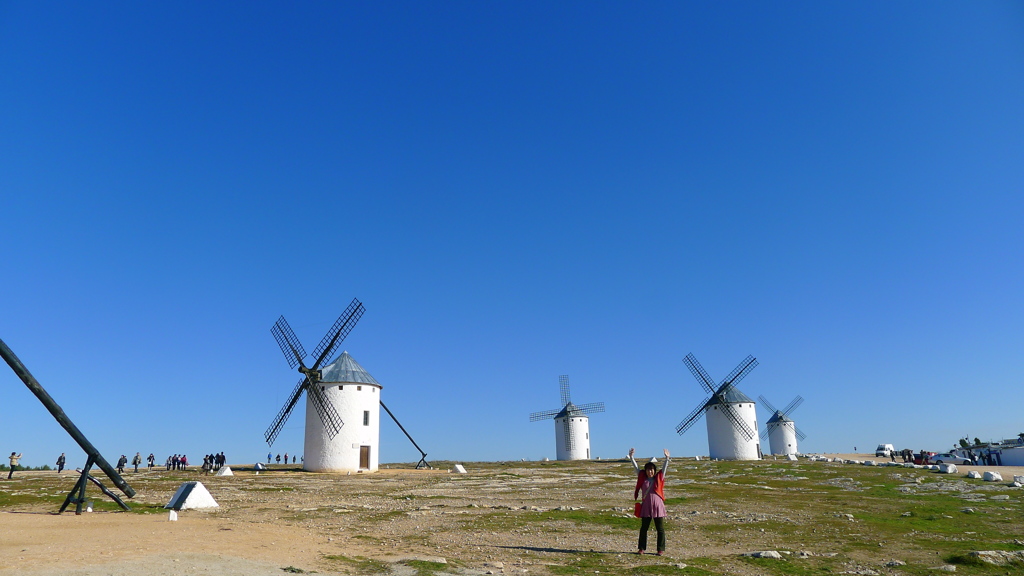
xmin=864 ymin=460 xmax=876 ymax=466
xmin=989 ymin=495 xmax=1010 ymax=501
xmin=983 ymin=471 xmax=1003 ymax=482
xmin=969 ymin=550 xmax=1024 ymax=565
xmin=1014 ymin=475 xmax=1024 ymax=484
xmin=901 ymin=511 xmax=912 ymax=517
xmin=884 ymin=560 xmax=906 ymax=567
xmin=673 ymin=563 xmax=688 ymax=569
xmin=836 ymin=513 xmax=855 ymax=521
xmin=744 ymin=551 xmax=783 ymax=559
xmin=938 ymin=464 xmax=958 ymax=474
xmin=967 ymin=471 xmax=982 ymax=479
xmin=961 ymin=508 xmax=975 ymax=514
xmin=453 ymin=464 xmax=468 ymax=474
xmin=929 ymin=564 xmax=956 ymax=571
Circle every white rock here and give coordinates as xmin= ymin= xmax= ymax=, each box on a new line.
xmin=969 ymin=550 xmax=1024 ymax=565
xmin=864 ymin=460 xmax=876 ymax=466
xmin=983 ymin=471 xmax=1003 ymax=482
xmin=744 ymin=551 xmax=783 ymax=559
xmin=453 ymin=464 xmax=467 ymax=474
xmin=989 ymin=494 xmax=1010 ymax=501
xmin=938 ymin=464 xmax=958 ymax=474
xmin=787 ymin=454 xmax=798 ymax=461
xmin=930 ymin=564 xmax=956 ymax=571
xmin=967 ymin=471 xmax=982 ymax=479
xmin=885 ymin=560 xmax=906 ymax=567
xmin=1014 ymin=475 xmax=1024 ymax=484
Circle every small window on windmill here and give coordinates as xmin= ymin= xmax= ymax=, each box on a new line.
xmin=339 ymin=386 xmax=343 ymax=390
xmin=357 ymin=386 xmax=362 ymax=391
xmin=363 ymin=411 xmax=369 ymax=426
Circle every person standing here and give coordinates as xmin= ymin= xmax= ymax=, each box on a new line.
xmin=276 ymin=454 xmax=281 ymax=464
xmin=147 ymin=453 xmax=155 ymax=469
xmin=56 ymin=453 xmax=66 ymax=473
xmin=284 ymin=452 xmax=289 ymax=466
xmin=629 ymin=447 xmax=671 ymax=556
xmin=8 ymin=452 xmax=23 ymax=479
xmin=132 ymin=452 xmax=142 ymax=473
xmin=116 ymin=454 xmax=127 ymax=474
xmin=268 ymin=452 xmax=272 ymax=464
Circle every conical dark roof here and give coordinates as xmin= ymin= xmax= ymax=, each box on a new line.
xmin=706 ymin=385 xmax=753 ymax=405
xmin=319 ymin=351 xmax=380 ymax=386
xmin=556 ymin=403 xmax=587 ymax=419
xmin=766 ymin=411 xmax=792 ymax=424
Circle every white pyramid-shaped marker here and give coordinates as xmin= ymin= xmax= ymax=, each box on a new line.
xmin=165 ymin=481 xmax=219 ymax=510
xmin=215 ymin=466 xmax=233 ymax=476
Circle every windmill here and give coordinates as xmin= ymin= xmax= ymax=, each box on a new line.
xmin=675 ymin=353 xmax=762 ymax=461
xmin=529 ymin=375 xmax=605 ymax=460
xmin=265 ymin=298 xmax=429 ymax=472
xmin=758 ymin=395 xmax=806 ymax=456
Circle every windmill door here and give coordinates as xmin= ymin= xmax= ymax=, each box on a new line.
xmin=359 ymin=446 xmax=370 ymax=469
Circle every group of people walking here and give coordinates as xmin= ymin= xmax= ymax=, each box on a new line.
xmin=115 ymin=452 xmax=156 ymax=473
xmin=201 ymin=452 xmax=228 ymax=474
xmin=268 ymin=452 xmax=299 ymax=465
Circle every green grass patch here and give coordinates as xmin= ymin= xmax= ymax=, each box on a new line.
xmin=401 ymin=560 xmax=449 ymax=576
xmin=323 ymin=554 xmax=388 ymax=574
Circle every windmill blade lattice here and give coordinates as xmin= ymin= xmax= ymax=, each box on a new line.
xmin=563 ymin=419 xmax=574 ymax=451
xmin=677 ymin=354 xmax=759 ymax=442
xmin=573 ymin=402 xmax=606 ymax=415
xmin=529 ymin=408 xmax=561 ymax=422
xmin=675 ymin=396 xmax=712 ymax=435
xmin=265 ymin=298 xmax=365 ymax=447
xmin=781 ymin=395 xmax=804 ymax=416
xmin=272 ymin=316 xmax=307 ymax=370
xmin=717 ymin=400 xmax=756 ymax=441
xmin=266 ymin=378 xmax=307 ymax=446
xmin=559 ymin=375 xmax=572 ymax=407
xmin=757 ymin=394 xmax=778 ymax=415
xmin=720 ymin=355 xmax=758 ymax=389
xmin=683 ymin=354 xmax=717 ymax=394
xmin=311 ymin=299 xmax=365 ymax=370
xmin=307 ymin=383 xmax=344 ymax=438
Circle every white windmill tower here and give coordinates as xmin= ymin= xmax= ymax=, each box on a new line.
xmin=265 ymin=298 xmax=431 ymax=473
xmin=675 ymin=353 xmax=762 ymax=461
xmin=530 ymin=375 xmax=605 ymax=460
xmin=758 ymin=395 xmax=806 ymax=456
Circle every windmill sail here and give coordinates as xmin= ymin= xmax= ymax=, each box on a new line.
xmin=265 ymin=298 xmax=364 ymax=447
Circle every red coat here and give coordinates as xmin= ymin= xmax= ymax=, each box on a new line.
xmin=635 ymin=469 xmax=665 ymax=501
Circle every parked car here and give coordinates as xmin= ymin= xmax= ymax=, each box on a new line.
xmin=875 ymin=444 xmax=895 ymax=457
xmin=932 ymin=452 xmax=972 ymax=465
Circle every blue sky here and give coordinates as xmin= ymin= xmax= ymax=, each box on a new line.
xmin=2 ymin=3 xmax=1022 ymax=467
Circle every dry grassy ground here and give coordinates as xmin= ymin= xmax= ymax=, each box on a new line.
xmin=2 ymin=455 xmax=1022 ymax=576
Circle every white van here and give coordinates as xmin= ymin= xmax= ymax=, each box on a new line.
xmin=875 ymin=444 xmax=895 ymax=457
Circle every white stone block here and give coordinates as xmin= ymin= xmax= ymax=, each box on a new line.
xmin=453 ymin=464 xmax=467 ymax=474
xmin=967 ymin=471 xmax=982 ymax=479
xmin=983 ymin=471 xmax=1003 ymax=482
xmin=938 ymin=464 xmax=958 ymax=474
xmin=787 ymin=454 xmax=798 ymax=461
xmin=1014 ymin=475 xmax=1024 ymax=484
